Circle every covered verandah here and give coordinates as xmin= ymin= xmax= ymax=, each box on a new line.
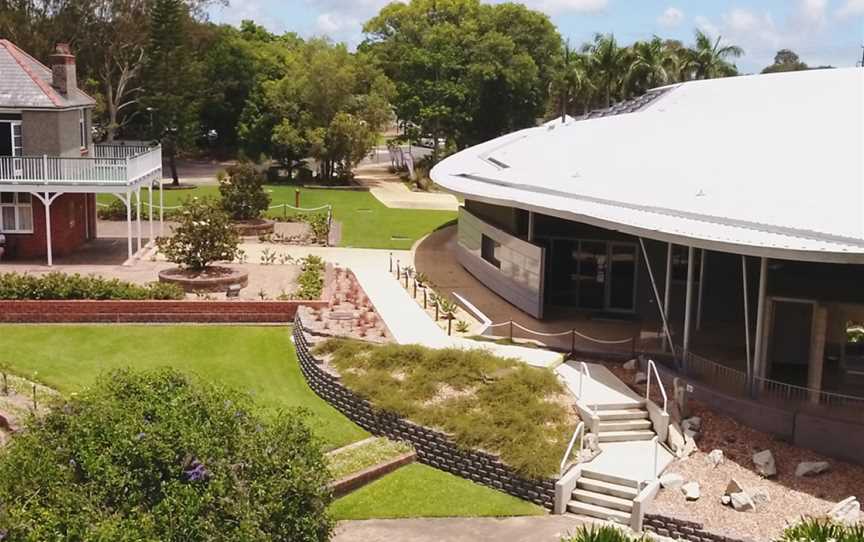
xmin=0 ymin=144 xmax=164 ymax=265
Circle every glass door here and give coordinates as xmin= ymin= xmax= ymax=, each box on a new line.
xmin=576 ymin=241 xmax=607 ymax=310
xmin=608 ymin=243 xmax=638 ymax=312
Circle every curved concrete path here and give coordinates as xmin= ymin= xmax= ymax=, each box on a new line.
xmin=333 ymin=516 xmax=589 ymax=542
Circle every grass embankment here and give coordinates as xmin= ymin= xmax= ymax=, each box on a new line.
xmin=314 ymin=340 xmax=577 ymax=479
xmin=98 ymin=186 xmax=456 ymax=250
xmin=0 ymin=325 xmax=367 ymax=449
xmin=329 ymin=463 xmax=545 ymax=520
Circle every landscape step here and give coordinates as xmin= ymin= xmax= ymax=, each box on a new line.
xmin=581 ymin=469 xmax=640 ymax=489
xmin=592 ymin=401 xmax=646 ymax=411
xmin=571 ymin=488 xmax=634 ymax=512
xmin=594 ymin=408 xmax=649 ymax=421
xmin=598 ymin=429 xmax=656 ymax=443
xmin=598 ymin=419 xmax=653 ymax=432
xmin=567 ymin=500 xmax=632 ymax=524
xmin=577 ymin=477 xmax=639 ymax=500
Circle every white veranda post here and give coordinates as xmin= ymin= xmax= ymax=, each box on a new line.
xmin=662 ymin=242 xmax=673 ymax=351
xmin=33 ymin=191 xmax=62 ymax=266
xmin=752 ymin=257 xmax=769 ymax=391
xmin=696 ymin=249 xmax=707 ymax=330
xmin=148 ymin=182 xmax=154 ymax=243
xmin=682 ymin=246 xmax=696 ymax=363
xmin=136 ymin=186 xmax=142 ymax=253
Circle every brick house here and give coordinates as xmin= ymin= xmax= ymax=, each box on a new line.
xmin=0 ymin=41 xmax=162 ymax=264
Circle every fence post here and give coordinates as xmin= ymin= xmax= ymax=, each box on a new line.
xmin=295 ymin=189 xmax=300 ymax=208
xmin=509 ymin=321 xmax=513 ymax=341
xmin=389 ymin=252 xmax=393 ymax=273
xmin=571 ymin=330 xmax=577 ymax=357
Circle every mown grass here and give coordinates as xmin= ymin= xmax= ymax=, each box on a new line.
xmin=328 ymin=437 xmax=413 ymax=481
xmin=314 ymin=340 xmax=577 ymax=479
xmin=0 ymin=325 xmax=368 ymax=449
xmin=329 ymin=463 xmax=545 ymax=520
xmin=98 ymin=186 xmax=456 ymax=250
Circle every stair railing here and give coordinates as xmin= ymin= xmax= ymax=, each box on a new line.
xmin=577 ymin=362 xmax=591 ymax=399
xmin=559 ymin=421 xmax=585 ymax=476
xmin=652 ymin=435 xmax=660 ymax=479
xmin=645 ymin=359 xmax=668 ymax=414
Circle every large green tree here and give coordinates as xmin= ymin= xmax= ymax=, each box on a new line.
xmin=761 ymin=49 xmax=810 ymax=74
xmin=362 ymin=0 xmax=562 ymax=153
xmin=686 ymin=29 xmax=743 ymax=80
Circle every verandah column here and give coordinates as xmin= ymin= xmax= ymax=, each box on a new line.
xmin=42 ymin=192 xmax=53 ymax=267
xmin=136 ymin=186 xmax=142 ymax=253
xmin=682 ymin=246 xmax=696 ymax=367
xmin=662 ymin=242 xmax=673 ymax=351
xmin=751 ymin=257 xmax=769 ymax=395
xmin=125 ymin=190 xmax=133 ymax=260
xmin=807 ymin=304 xmax=828 ymax=404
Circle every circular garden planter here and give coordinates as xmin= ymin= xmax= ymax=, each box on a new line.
xmin=231 ymin=219 xmax=275 ymax=237
xmin=158 ymin=266 xmax=249 ymax=293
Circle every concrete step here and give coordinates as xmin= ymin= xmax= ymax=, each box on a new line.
xmin=599 ymin=419 xmax=653 ymax=432
xmin=581 ymin=469 xmax=640 ymax=489
xmin=595 ymin=408 xmax=649 ymax=421
xmin=598 ymin=429 xmax=655 ymax=443
xmin=577 ymin=477 xmax=639 ymax=500
xmin=572 ymin=488 xmax=634 ymax=512
xmin=567 ymin=500 xmax=631 ymax=524
xmin=592 ymin=401 xmax=646 ymax=411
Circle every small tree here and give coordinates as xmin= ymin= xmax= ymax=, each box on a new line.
xmin=218 ymin=163 xmax=271 ymax=221
xmin=438 ymin=297 xmax=458 ymax=336
xmin=271 ymin=120 xmax=308 ymax=181
xmin=157 ymin=198 xmax=240 ymax=271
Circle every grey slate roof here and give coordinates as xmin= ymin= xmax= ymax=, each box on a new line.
xmin=0 ymin=40 xmax=96 ymax=110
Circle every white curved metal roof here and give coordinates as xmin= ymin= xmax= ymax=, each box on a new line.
xmin=431 ymin=68 xmax=864 ymax=263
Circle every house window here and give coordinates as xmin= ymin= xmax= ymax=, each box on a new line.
xmin=0 ymin=192 xmax=34 ymax=233
xmin=11 ymin=122 xmax=22 ymax=156
xmin=481 ymin=234 xmax=501 ymax=269
xmin=79 ymin=109 xmax=87 ymax=150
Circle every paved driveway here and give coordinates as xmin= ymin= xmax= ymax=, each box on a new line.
xmin=333 ymin=516 xmax=589 ymax=542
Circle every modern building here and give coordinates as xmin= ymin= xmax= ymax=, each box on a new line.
xmin=431 ymin=67 xmax=864 ymax=459
xmin=0 ymin=41 xmax=162 ymax=264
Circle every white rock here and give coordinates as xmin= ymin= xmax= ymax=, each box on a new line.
xmin=753 ymin=449 xmax=777 ymax=477
xmin=681 ymin=481 xmax=701 ymax=501
xmin=584 ymin=433 xmax=601 ymax=452
xmin=635 ymin=371 xmax=648 ymax=384
xmin=828 ymin=497 xmax=861 ymax=525
xmin=730 ymin=491 xmax=756 ymax=512
xmin=725 ymin=478 xmax=745 ymax=497
xmin=721 ymin=495 xmax=732 ymax=506
xmin=749 ymin=487 xmax=771 ymax=505
xmin=668 ymin=423 xmax=685 ymax=454
xmin=623 ymin=359 xmax=638 ymax=371
xmin=680 ymin=434 xmax=698 ymax=459
xmin=795 ymin=461 xmax=830 ymax=477
xmin=660 ymin=472 xmax=685 ymax=490
xmin=682 ymin=416 xmax=702 ymax=432
xmin=706 ymin=449 xmax=725 ymax=468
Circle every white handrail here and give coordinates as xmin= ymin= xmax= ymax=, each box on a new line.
xmin=578 ymin=361 xmax=591 ymax=399
xmin=652 ymin=435 xmax=660 ymax=479
xmin=560 ymin=421 xmax=585 ymax=475
xmin=646 ymin=359 xmax=668 ymax=414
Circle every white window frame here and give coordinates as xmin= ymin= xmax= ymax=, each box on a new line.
xmin=0 ymin=192 xmax=34 ymax=234
xmin=79 ymin=109 xmax=87 ymax=151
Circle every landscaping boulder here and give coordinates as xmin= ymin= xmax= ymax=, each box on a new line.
xmin=721 ymin=495 xmax=732 ymax=506
xmin=623 ymin=359 xmax=638 ymax=371
xmin=795 ymin=461 xmax=830 ymax=478
xmin=668 ymin=423 xmax=685 ymax=455
xmin=706 ymin=449 xmax=725 ymax=468
xmin=730 ymin=491 xmax=756 ymax=512
xmin=682 ymin=416 xmax=702 ymax=433
xmin=828 ymin=497 xmax=861 ymax=525
xmin=725 ymin=478 xmax=745 ymax=497
xmin=749 ymin=487 xmax=771 ymax=505
xmin=635 ymin=371 xmax=648 ymax=385
xmin=681 ymin=481 xmax=701 ymax=501
xmin=680 ymin=434 xmax=698 ymax=459
xmin=660 ymin=472 xmax=685 ymax=490
xmin=753 ymin=449 xmax=777 ymax=477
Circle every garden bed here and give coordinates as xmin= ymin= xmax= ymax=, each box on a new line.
xmin=232 ymin=219 xmax=275 ymax=237
xmin=158 ymin=266 xmax=249 ymax=293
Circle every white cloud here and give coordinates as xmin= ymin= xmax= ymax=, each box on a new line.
xmin=836 ymin=0 xmax=864 ymax=19
xmin=657 ymin=7 xmax=684 ymax=28
xmin=520 ymin=0 xmax=608 ymax=15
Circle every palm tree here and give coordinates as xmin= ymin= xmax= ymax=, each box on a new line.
xmin=551 ymin=39 xmax=594 ymax=120
xmin=686 ymin=30 xmax=744 ymax=80
xmin=583 ymin=33 xmax=628 ymax=108
xmin=626 ymin=36 xmax=676 ymax=94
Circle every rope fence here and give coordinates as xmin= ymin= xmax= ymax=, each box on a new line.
xmin=484 ymin=320 xmax=638 ymax=359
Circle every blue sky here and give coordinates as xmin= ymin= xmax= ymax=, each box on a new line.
xmin=210 ymin=0 xmax=864 ymax=72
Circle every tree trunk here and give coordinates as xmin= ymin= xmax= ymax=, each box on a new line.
xmin=169 ymin=151 xmax=179 ymax=186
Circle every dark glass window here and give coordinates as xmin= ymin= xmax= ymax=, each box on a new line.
xmin=481 ymin=235 xmax=501 ymax=269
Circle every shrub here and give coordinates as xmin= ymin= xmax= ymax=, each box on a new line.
xmin=218 ymin=162 xmax=271 ymax=221
xmin=779 ymin=518 xmax=864 ymax=542
xmin=561 ymin=525 xmax=647 ymax=542
xmin=0 ymin=272 xmax=184 ymax=300
xmin=0 ymin=368 xmax=333 ymax=541
xmin=157 ymin=198 xmax=240 ymax=271
xmin=97 ymin=199 xmax=179 ymax=221
xmin=294 ymin=255 xmax=326 ymax=300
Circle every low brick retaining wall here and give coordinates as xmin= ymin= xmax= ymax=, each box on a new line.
xmin=329 ymin=450 xmax=417 ymax=498
xmin=293 ymin=321 xmax=556 ymax=509
xmin=643 ymin=513 xmax=751 ymax=542
xmin=0 ymin=300 xmax=329 ymax=323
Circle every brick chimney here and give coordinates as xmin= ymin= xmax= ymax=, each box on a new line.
xmin=50 ymin=43 xmax=77 ymax=95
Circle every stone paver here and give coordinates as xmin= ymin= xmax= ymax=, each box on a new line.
xmin=332 ymin=516 xmax=589 ymax=542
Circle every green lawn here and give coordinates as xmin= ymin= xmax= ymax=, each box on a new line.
xmin=99 ymin=186 xmax=456 ymax=250
xmin=0 ymin=325 xmax=367 ymax=449
xmin=329 ymin=463 xmax=545 ymax=520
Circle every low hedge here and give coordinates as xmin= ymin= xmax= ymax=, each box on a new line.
xmin=0 ymin=272 xmax=185 ymax=300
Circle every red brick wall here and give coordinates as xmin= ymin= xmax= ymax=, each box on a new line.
xmin=3 ymin=193 xmax=91 ymax=260
xmin=0 ymin=300 xmax=329 ymax=323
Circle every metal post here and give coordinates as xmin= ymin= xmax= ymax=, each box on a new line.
xmin=527 ymin=211 xmax=535 ymax=242
xmin=148 ymin=182 xmax=154 ymax=244
xmin=696 ymin=249 xmax=707 ymax=330
xmin=752 ymin=257 xmax=769 ymax=393
xmin=662 ymin=243 xmax=673 ymax=351
xmin=43 ymin=192 xmax=53 ymax=267
xmin=571 ymin=329 xmax=577 ymax=356
xmin=136 ymin=186 xmax=142 ymax=253
xmin=509 ymin=321 xmax=514 ymax=341
xmin=125 ymin=192 xmax=133 ymax=260
xmin=682 ymin=246 xmax=696 ymax=362
xmin=742 ymin=256 xmax=752 ymax=380
xmin=389 ymin=253 xmax=393 ymax=273
xmin=159 ymin=180 xmax=164 ymax=237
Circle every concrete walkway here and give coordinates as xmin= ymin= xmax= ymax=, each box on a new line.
xmin=333 ymin=516 xmax=589 ymax=542
xmin=354 ymin=161 xmax=459 ymax=211
xmin=557 ymin=362 xmax=645 ymax=409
